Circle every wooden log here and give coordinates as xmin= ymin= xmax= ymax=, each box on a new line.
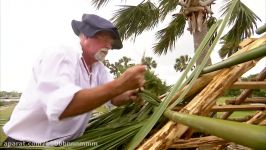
xmin=158 ymin=71 xmax=219 ymax=101
xmin=259 ymin=119 xmax=266 ymax=126
xmin=239 ymin=38 xmax=256 ymax=48
xmin=225 ymin=98 xmax=266 ymax=104
xmin=169 ymin=136 xmax=227 ymax=149
xmin=230 ymin=81 xmax=266 ymax=89
xmin=220 ymin=67 xmax=266 ymax=119
xmin=137 ymin=35 xmax=266 ymax=150
xmin=221 ymin=91 xmax=253 ymax=119
xmin=172 ymin=106 xmax=184 ymax=111
xmin=246 ymin=111 xmax=266 ymax=124
xmin=227 ymin=115 xmax=253 ymax=122
xmin=212 ymin=105 xmax=266 ymax=112
xmin=170 ymin=71 xmax=219 ymax=103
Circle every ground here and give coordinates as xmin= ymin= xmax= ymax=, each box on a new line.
xmin=0 ymin=104 xmax=16 ymax=144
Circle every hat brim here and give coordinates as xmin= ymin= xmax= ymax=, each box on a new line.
xmin=71 ymin=20 xmax=123 ymax=50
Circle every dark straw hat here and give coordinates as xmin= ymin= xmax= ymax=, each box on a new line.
xmin=71 ymin=14 xmax=123 ymax=49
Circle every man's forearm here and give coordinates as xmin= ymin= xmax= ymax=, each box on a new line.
xmin=59 ymin=65 xmax=146 ymax=120
xmin=59 ymin=80 xmax=123 ymax=120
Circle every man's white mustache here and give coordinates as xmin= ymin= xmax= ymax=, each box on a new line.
xmin=95 ymin=48 xmax=109 ymax=62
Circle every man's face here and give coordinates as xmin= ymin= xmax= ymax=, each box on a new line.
xmin=81 ymin=32 xmax=114 ymax=62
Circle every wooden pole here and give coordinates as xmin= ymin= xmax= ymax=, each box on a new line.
xmin=230 ymin=81 xmax=266 ymax=89
xmin=227 ymin=115 xmax=253 ymax=122
xmin=170 ymin=71 xmax=219 ymax=104
xmin=225 ymin=97 xmax=266 ymax=104
xmin=220 ymin=67 xmax=266 ymax=119
xmin=246 ymin=111 xmax=266 ymax=125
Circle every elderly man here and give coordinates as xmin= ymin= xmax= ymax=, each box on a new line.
xmin=2 ymin=14 xmax=145 ymax=146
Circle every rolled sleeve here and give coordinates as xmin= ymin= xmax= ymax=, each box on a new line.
xmin=44 ymin=84 xmax=81 ymax=122
xmin=35 ymin=51 xmax=81 ymax=122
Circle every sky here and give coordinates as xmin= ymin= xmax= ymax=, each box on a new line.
xmin=0 ymin=0 xmax=265 ymax=92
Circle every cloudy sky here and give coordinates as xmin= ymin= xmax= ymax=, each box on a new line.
xmin=0 ymin=0 xmax=265 ymax=92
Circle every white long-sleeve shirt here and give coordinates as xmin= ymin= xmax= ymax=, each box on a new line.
xmin=3 ymin=46 xmax=113 ymax=145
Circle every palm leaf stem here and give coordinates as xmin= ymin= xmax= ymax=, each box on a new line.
xmin=164 ymin=109 xmax=266 ymax=150
xmin=202 ymin=44 xmax=266 ymax=74
xmin=256 ymin=24 xmax=266 ymax=35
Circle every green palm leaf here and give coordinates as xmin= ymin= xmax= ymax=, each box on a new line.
xmin=91 ymin=0 xmax=111 ymax=9
xmin=219 ymin=0 xmax=261 ymax=58
xmin=207 ymin=16 xmax=218 ymax=45
xmin=158 ymin=0 xmax=180 ymax=20
xmin=111 ymin=1 xmax=159 ymax=40
xmin=153 ymin=13 xmax=186 ymax=55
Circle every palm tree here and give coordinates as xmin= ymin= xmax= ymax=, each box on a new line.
xmin=218 ymin=0 xmax=261 ymax=58
xmin=91 ymin=0 xmax=260 ymax=65
xmin=142 ymin=56 xmax=157 ymax=70
xmin=104 ymin=56 xmax=168 ymax=95
xmin=174 ymin=55 xmax=192 ymax=72
xmin=104 ymin=56 xmax=157 ymax=77
xmin=104 ymin=56 xmax=134 ymax=77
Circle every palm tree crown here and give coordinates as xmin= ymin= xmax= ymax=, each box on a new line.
xmin=92 ymin=0 xmax=260 ymax=60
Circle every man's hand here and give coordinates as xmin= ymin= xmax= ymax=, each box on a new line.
xmin=116 ymin=65 xmax=146 ymax=92
xmin=111 ymin=89 xmax=140 ymax=106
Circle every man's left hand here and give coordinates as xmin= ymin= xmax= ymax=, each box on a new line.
xmin=111 ymin=89 xmax=143 ymax=106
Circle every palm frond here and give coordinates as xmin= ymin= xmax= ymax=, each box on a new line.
xmin=91 ymin=0 xmax=111 ymax=9
xmin=112 ymin=1 xmax=159 ymax=40
xmin=207 ymin=16 xmax=217 ymax=45
xmin=69 ymin=103 xmax=152 ymax=149
xmin=159 ymin=0 xmax=180 ymax=20
xmin=153 ymin=14 xmax=186 ymax=55
xmin=219 ymin=0 xmax=261 ymax=58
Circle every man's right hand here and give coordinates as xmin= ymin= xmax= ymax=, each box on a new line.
xmin=117 ymin=65 xmax=146 ymax=91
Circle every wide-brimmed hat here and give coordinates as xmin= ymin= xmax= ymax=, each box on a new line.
xmin=71 ymin=14 xmax=123 ymax=49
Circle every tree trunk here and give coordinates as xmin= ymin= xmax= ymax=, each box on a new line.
xmin=193 ymin=22 xmax=212 ymax=65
